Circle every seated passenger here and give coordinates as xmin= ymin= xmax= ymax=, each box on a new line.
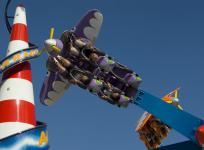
xmin=74 ymin=37 xmax=92 ymax=49
xmin=145 ymin=128 xmax=161 ymax=149
xmin=69 ymin=69 xmax=92 ymax=88
xmin=105 ymin=72 xmax=126 ymax=91
xmin=57 ymin=55 xmax=73 ymax=69
xmin=78 ymin=58 xmax=98 ymax=73
xmin=99 ymin=82 xmax=131 ymax=107
xmin=81 ymin=46 xmax=104 ymax=61
xmin=98 ymin=88 xmax=111 ymax=101
xmin=83 ymin=49 xmax=139 ymax=86
xmin=149 ymin=119 xmax=169 ymax=138
xmin=60 ymin=30 xmax=80 ymax=57
xmin=46 ymin=55 xmax=73 ymax=78
xmin=84 ymin=76 xmax=123 ymax=105
xmin=69 ymin=69 xmax=105 ymax=94
xmin=70 ymin=44 xmax=80 ymax=56
xmin=98 ymin=84 xmax=119 ymax=105
xmin=60 ymin=30 xmax=75 ymax=46
xmin=75 ymin=74 xmax=91 ymax=89
xmin=46 ymin=56 xmax=59 ymax=73
xmin=89 ymin=52 xmax=99 ymax=63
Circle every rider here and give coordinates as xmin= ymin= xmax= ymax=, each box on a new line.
xmin=85 ymin=48 xmax=115 ymax=73
xmin=47 ymin=53 xmax=131 ymax=108
xmin=87 ymin=48 xmax=142 ymax=89
xmin=89 ymin=52 xmax=99 ymax=63
xmin=74 ymin=74 xmax=91 ymax=89
xmin=98 ymin=82 xmax=131 ymax=107
xmin=60 ymin=30 xmax=80 ymax=57
xmin=74 ymin=37 xmax=92 ymax=49
xmin=60 ymin=31 xmax=142 ymax=91
xmin=69 ymin=69 xmax=104 ymax=95
xmin=46 ymin=56 xmax=71 ymax=75
xmin=74 ymin=72 xmax=130 ymax=108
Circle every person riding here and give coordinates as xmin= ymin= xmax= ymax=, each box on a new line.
xmin=69 ymin=69 xmax=105 ymax=95
xmin=59 ymin=31 xmax=142 ymax=91
xmin=74 ymin=37 xmax=93 ymax=49
xmin=47 ymin=52 xmax=131 ymax=108
xmin=83 ymin=48 xmax=115 ymax=73
xmin=46 ymin=55 xmax=73 ymax=78
xmin=89 ymin=52 xmax=99 ymax=63
xmin=74 ymin=74 xmax=91 ymax=89
xmin=98 ymin=83 xmax=117 ymax=105
xmin=60 ymin=30 xmax=80 ymax=57
xmin=74 ymin=72 xmax=130 ymax=108
xmin=98 ymin=82 xmax=131 ymax=107
xmin=87 ymin=49 xmax=142 ymax=89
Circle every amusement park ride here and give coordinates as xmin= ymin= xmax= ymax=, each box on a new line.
xmin=0 ymin=0 xmax=203 ymax=149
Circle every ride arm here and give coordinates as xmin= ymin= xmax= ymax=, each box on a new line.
xmin=133 ymin=89 xmax=204 ymax=145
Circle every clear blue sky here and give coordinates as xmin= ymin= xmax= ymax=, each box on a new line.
xmin=0 ymin=0 xmax=204 ymax=149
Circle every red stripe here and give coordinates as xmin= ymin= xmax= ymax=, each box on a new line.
xmin=0 ymin=100 xmax=36 ymax=126
xmin=10 ymin=23 xmax=28 ymax=42
xmin=3 ymin=61 xmax=32 ymax=82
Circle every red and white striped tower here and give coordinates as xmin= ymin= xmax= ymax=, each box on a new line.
xmin=0 ymin=5 xmax=36 ymax=139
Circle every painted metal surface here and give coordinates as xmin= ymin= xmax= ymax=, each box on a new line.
xmin=0 ymin=122 xmax=49 ymax=150
xmin=0 ymin=5 xmax=36 ymax=140
xmin=74 ymin=9 xmax=103 ymax=44
xmin=136 ymin=88 xmax=181 ymax=149
xmin=196 ymin=125 xmax=204 ymax=147
xmin=136 ymin=88 xmax=181 ymax=131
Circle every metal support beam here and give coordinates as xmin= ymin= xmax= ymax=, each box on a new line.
xmin=132 ymin=89 xmax=204 ymax=144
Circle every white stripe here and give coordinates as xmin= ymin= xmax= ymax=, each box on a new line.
xmin=0 ymin=122 xmax=34 ymax=140
xmin=13 ymin=6 xmax=27 ymax=25
xmin=7 ymin=40 xmax=29 ymax=56
xmin=0 ymin=78 xmax=35 ymax=104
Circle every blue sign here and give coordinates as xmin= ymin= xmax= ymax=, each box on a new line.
xmin=0 ymin=122 xmax=49 ymax=150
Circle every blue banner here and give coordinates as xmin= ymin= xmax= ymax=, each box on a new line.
xmin=0 ymin=122 xmax=49 ymax=150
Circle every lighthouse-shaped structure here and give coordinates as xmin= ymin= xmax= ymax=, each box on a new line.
xmin=0 ymin=5 xmax=36 ymax=140
xmin=0 ymin=5 xmax=48 ymax=149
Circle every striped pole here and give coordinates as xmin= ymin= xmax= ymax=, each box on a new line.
xmin=0 ymin=5 xmax=36 ymax=139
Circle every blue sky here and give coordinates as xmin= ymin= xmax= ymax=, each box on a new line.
xmin=0 ymin=0 xmax=204 ymax=149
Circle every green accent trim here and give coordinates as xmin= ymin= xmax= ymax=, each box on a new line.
xmin=108 ymin=59 xmax=114 ymax=64
xmin=96 ymin=80 xmax=103 ymax=85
